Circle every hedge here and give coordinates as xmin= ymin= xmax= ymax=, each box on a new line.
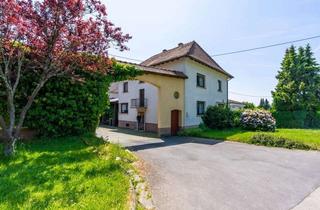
xmin=272 ymin=111 xmax=320 ymax=128
xmin=1 ymin=61 xmax=141 ymax=137
xmin=249 ymin=133 xmax=312 ymax=150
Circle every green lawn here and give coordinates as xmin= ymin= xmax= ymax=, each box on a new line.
xmin=0 ymin=135 xmax=136 ymax=210
xmin=179 ymin=128 xmax=320 ymax=150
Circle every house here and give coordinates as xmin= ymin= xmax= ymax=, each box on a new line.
xmin=228 ymin=99 xmax=246 ymax=110
xmin=107 ymin=41 xmax=233 ymax=135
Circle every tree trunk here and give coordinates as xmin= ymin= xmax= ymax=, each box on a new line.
xmin=3 ymin=137 xmax=16 ymax=157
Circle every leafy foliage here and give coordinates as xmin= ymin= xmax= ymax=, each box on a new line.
xmin=243 ymin=102 xmax=255 ymax=109
xmin=272 ymin=111 xmax=307 ymax=128
xmin=249 ymin=133 xmax=311 ymax=150
xmin=1 ymin=61 xmax=141 ymax=137
xmin=240 ymin=109 xmax=276 ymax=131
xmin=258 ymin=98 xmax=271 ymax=110
xmin=273 ymin=46 xmax=320 ymax=109
xmin=272 ymin=44 xmax=320 ymax=128
xmin=0 ymin=0 xmax=132 ymax=155
xmin=202 ymin=105 xmax=234 ymax=129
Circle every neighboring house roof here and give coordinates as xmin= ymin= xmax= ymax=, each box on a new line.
xmin=141 ymin=41 xmax=233 ymax=78
xmin=118 ymin=60 xmax=188 ymax=79
xmin=228 ymin=99 xmax=245 ymax=105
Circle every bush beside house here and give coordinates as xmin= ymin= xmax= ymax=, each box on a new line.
xmin=0 ymin=62 xmax=140 ymax=138
xmin=201 ymin=105 xmax=234 ymax=129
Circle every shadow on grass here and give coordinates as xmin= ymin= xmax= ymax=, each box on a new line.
xmin=0 ymin=135 xmax=122 ymax=209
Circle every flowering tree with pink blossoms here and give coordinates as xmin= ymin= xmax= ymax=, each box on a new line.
xmin=0 ymin=0 xmax=131 ymax=156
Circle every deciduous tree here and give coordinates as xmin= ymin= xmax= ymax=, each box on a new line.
xmin=0 ymin=0 xmax=131 ymax=156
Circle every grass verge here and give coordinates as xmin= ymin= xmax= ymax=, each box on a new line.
xmin=179 ymin=128 xmax=320 ymax=150
xmin=0 ymin=134 xmax=136 ymax=210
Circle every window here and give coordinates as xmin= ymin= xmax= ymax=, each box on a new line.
xmin=197 ymin=101 xmax=205 ymax=115
xmin=218 ymin=80 xmax=222 ymax=92
xmin=197 ymin=73 xmax=206 ymax=88
xmin=120 ymin=103 xmax=128 ymax=113
xmin=123 ymin=82 xmax=128 ymax=93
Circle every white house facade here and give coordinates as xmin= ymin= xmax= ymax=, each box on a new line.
xmin=106 ymin=41 xmax=233 ymax=135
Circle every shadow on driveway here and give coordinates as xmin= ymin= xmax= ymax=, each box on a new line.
xmin=97 ymin=126 xmax=222 ymax=151
xmin=126 ymin=136 xmax=222 ymax=151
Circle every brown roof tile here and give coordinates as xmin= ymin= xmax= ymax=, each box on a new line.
xmin=141 ymin=41 xmax=233 ymax=78
xmin=118 ymin=60 xmax=188 ymax=79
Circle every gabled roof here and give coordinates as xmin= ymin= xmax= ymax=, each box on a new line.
xmin=141 ymin=41 xmax=233 ymax=78
xmin=118 ymin=60 xmax=188 ymax=79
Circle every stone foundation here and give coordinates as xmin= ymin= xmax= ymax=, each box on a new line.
xmin=118 ymin=120 xmax=137 ymax=130
xmin=145 ymin=123 xmax=158 ymax=133
xmin=118 ymin=121 xmax=159 ymax=133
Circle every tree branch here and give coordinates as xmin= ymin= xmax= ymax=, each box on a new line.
xmin=12 ymin=52 xmax=24 ymax=94
xmin=14 ymin=77 xmax=47 ymax=138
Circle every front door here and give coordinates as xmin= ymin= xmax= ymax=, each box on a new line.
xmin=171 ymin=110 xmax=179 ymax=135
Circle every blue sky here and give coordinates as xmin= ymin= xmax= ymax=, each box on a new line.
xmin=104 ymin=0 xmax=320 ymax=104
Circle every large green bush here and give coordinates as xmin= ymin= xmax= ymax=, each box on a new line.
xmin=1 ymin=61 xmax=140 ymax=137
xmin=240 ymin=109 xmax=276 ymax=131
xmin=202 ymin=105 xmax=234 ymax=129
xmin=24 ymin=70 xmax=110 ymax=136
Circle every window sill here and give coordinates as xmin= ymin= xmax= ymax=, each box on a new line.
xmin=196 ymin=86 xmax=206 ymax=89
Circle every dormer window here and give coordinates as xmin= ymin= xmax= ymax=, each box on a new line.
xmin=197 ymin=73 xmax=205 ymax=88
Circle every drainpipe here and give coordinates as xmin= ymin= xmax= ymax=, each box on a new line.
xmin=227 ymin=80 xmax=229 ymax=107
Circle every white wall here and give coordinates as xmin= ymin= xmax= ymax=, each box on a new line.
xmin=116 ymin=80 xmax=158 ymax=124
xmin=109 ymin=83 xmax=119 ymax=99
xmin=157 ymin=57 xmax=229 ymax=127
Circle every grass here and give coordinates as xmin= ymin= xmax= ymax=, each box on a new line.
xmin=0 ymin=134 xmax=137 ymax=210
xmin=179 ymin=128 xmax=320 ymax=150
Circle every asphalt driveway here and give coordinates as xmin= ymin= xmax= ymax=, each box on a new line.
xmin=97 ymin=127 xmax=320 ymax=210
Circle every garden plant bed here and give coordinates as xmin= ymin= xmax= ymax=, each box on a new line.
xmin=0 ymin=135 xmax=137 ymax=209
xmin=179 ymin=128 xmax=320 ymax=150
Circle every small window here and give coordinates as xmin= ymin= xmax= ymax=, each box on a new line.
xmin=120 ymin=103 xmax=128 ymax=113
xmin=197 ymin=73 xmax=206 ymax=88
xmin=123 ymin=82 xmax=128 ymax=93
xmin=218 ymin=80 xmax=222 ymax=92
xmin=197 ymin=101 xmax=205 ymax=115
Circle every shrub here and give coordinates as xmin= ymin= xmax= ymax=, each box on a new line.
xmin=0 ymin=62 xmax=141 ymax=137
xmin=232 ymin=109 xmax=242 ymax=127
xmin=202 ymin=105 xmax=233 ymax=129
xmin=240 ymin=109 xmax=276 ymax=131
xmin=24 ymin=70 xmax=111 ymax=137
xmin=249 ymin=133 xmax=312 ymax=150
xmin=272 ymin=111 xmax=307 ymax=128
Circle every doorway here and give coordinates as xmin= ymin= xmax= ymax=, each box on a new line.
xmin=171 ymin=110 xmax=179 ymax=135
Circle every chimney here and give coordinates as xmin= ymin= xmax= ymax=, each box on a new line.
xmin=178 ymin=43 xmax=183 ymax=47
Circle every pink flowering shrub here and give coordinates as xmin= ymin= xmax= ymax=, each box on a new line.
xmin=240 ymin=109 xmax=276 ymax=131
